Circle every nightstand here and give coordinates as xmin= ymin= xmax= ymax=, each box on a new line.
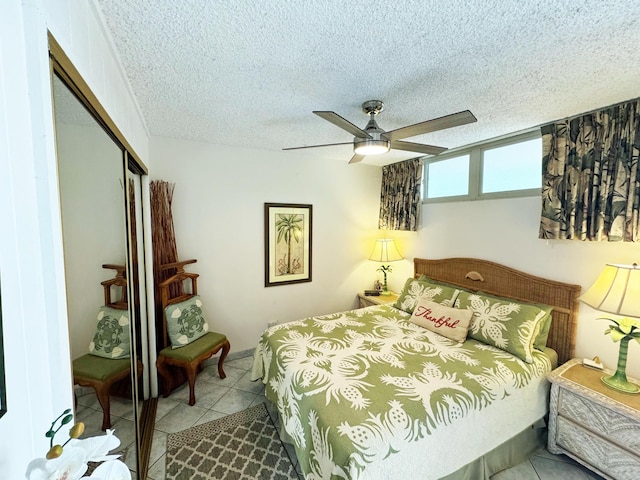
xmin=357 ymin=292 xmax=398 ymax=308
xmin=547 ymin=358 xmax=640 ymax=480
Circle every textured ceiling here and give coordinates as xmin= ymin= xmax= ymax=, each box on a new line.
xmin=95 ymin=0 xmax=640 ymax=165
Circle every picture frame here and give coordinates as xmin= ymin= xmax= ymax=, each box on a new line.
xmin=264 ymin=203 xmax=312 ymax=287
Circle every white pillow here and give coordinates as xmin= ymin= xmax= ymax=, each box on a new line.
xmin=409 ymin=298 xmax=473 ymax=343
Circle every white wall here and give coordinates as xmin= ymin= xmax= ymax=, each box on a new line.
xmin=0 ymin=1 xmax=148 ymax=477
xmin=398 ymin=196 xmax=640 ymax=378
xmin=150 ymin=136 xmax=383 ymax=353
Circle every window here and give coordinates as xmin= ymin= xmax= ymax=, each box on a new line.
xmin=481 ymin=138 xmax=541 ymax=193
xmin=423 ymin=131 xmax=541 ymax=202
xmin=426 ymin=154 xmax=469 ymax=199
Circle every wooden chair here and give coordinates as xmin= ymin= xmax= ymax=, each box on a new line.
xmin=72 ymin=265 xmax=142 ymax=430
xmin=156 ymin=260 xmax=230 ymax=406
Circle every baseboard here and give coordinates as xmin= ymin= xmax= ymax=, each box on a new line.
xmin=201 ymin=347 xmax=254 ymax=367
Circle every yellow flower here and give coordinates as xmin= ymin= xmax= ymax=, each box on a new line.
xmin=617 ymin=317 xmax=640 ymax=334
xmin=601 ymin=317 xmax=640 ymax=343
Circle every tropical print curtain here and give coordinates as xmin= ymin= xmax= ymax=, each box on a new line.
xmin=378 ymin=158 xmax=423 ymax=231
xmin=539 ymin=99 xmax=640 ymax=242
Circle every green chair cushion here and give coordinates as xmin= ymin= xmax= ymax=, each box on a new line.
xmin=159 ymin=331 xmax=227 ymax=362
xmin=73 ymin=354 xmax=131 ymax=382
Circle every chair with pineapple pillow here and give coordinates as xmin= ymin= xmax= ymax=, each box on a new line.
xmin=72 ymin=265 xmax=142 ymax=430
xmin=156 ymin=259 xmax=230 ymax=406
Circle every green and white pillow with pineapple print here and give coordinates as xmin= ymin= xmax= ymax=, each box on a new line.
xmin=394 ymin=277 xmax=461 ymax=313
xmin=165 ymin=295 xmax=209 ymax=348
xmin=89 ymin=306 xmax=131 ymax=359
xmin=456 ymin=290 xmax=550 ymax=363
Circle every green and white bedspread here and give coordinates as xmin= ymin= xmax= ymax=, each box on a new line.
xmin=251 ymin=305 xmax=553 ymax=480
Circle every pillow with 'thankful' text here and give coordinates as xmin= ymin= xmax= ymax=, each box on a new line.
xmin=409 ymin=297 xmax=473 ymax=343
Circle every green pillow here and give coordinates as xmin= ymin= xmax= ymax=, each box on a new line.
xmin=471 ymin=289 xmax=554 ymax=352
xmin=456 ymin=291 xmax=549 ymax=363
xmin=533 ymin=308 xmax=554 ymax=351
xmin=417 ymin=275 xmax=465 ymax=291
xmin=165 ymin=295 xmax=209 ymax=348
xmin=89 ymin=306 xmax=131 ymax=359
xmin=394 ymin=277 xmax=461 ymax=314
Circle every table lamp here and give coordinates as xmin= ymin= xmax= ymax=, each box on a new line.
xmin=369 ymin=239 xmax=403 ymax=295
xmin=580 ymin=263 xmax=640 ymax=394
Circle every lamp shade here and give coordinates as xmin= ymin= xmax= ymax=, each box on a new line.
xmin=580 ymin=263 xmax=640 ymax=317
xmin=369 ymin=239 xmax=403 ymax=263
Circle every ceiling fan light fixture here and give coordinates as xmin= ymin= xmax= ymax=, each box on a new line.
xmin=353 ymin=138 xmax=390 ymax=156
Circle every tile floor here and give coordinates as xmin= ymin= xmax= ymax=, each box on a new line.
xmin=77 ymin=353 xmax=606 ymax=480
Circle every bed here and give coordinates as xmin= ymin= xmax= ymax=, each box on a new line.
xmin=251 ymin=258 xmax=581 ymax=479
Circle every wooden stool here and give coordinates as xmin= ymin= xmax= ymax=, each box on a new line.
xmin=155 ymin=259 xmax=230 ymax=405
xmin=157 ymin=332 xmax=230 ymax=405
xmin=73 ymin=355 xmax=142 ymax=430
xmin=73 ymin=265 xmax=140 ymax=430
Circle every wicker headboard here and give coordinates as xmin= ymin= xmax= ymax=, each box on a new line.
xmin=414 ymin=257 xmax=581 ymax=365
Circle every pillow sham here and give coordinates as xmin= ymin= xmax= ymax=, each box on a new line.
xmin=165 ymin=295 xmax=210 ymax=348
xmin=456 ymin=291 xmax=549 ymax=363
xmin=472 ymin=290 xmax=554 ymax=352
xmin=89 ymin=306 xmax=131 ymax=359
xmin=394 ymin=277 xmax=461 ymax=314
xmin=409 ymin=298 xmax=473 ymax=343
xmin=417 ymin=275 xmax=465 ymax=291
xmin=533 ymin=308 xmax=554 ymax=351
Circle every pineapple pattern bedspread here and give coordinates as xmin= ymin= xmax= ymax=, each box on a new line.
xmin=251 ymin=305 xmax=552 ymax=479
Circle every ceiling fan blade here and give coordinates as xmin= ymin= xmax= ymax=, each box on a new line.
xmin=283 ymin=142 xmax=353 ymax=151
xmin=384 ymin=110 xmax=477 ymax=141
xmin=314 ymin=111 xmax=372 ymax=139
xmin=390 ymin=140 xmax=447 ymax=156
xmin=348 ymin=153 xmax=365 ymax=164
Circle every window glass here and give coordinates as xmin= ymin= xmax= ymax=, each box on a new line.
xmin=426 ymin=154 xmax=469 ymax=198
xmin=481 ymin=138 xmax=541 ymax=193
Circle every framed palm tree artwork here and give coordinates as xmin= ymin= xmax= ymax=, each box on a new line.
xmin=264 ymin=203 xmax=312 ymax=287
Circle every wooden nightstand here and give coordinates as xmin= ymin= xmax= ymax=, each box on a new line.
xmin=357 ymin=292 xmax=398 ymax=308
xmin=547 ymin=358 xmax=640 ymax=480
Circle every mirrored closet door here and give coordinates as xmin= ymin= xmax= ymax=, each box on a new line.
xmin=50 ymin=37 xmax=155 ymax=480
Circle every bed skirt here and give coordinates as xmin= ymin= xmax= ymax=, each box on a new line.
xmin=441 ymin=417 xmax=547 ymax=480
xmin=266 ymin=398 xmax=547 ymax=480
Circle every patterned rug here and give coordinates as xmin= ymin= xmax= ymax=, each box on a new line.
xmin=166 ymin=403 xmax=300 ymax=480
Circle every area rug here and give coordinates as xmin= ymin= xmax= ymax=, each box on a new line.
xmin=165 ymin=403 xmax=300 ymax=480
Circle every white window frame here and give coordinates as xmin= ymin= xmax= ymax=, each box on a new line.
xmin=423 ymin=129 xmax=541 ymax=203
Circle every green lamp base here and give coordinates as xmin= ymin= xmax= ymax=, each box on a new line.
xmin=601 ymin=374 xmax=640 ymax=395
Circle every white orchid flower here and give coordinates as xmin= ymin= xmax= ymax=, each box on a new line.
xmin=81 ymin=459 xmax=131 ymax=480
xmin=67 ymin=429 xmax=121 ymax=463
xmin=25 ymin=446 xmax=88 ymax=480
xmin=26 ymin=411 xmax=128 ymax=480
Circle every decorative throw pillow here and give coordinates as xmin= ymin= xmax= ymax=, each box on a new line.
xmin=456 ymin=291 xmax=549 ymax=363
xmin=394 ymin=277 xmax=461 ymax=314
xmin=409 ymin=298 xmax=473 ymax=343
xmin=89 ymin=306 xmax=131 ymax=359
xmin=165 ymin=295 xmax=209 ymax=348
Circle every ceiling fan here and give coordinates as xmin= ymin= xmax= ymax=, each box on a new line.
xmin=284 ymin=100 xmax=477 ymax=164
